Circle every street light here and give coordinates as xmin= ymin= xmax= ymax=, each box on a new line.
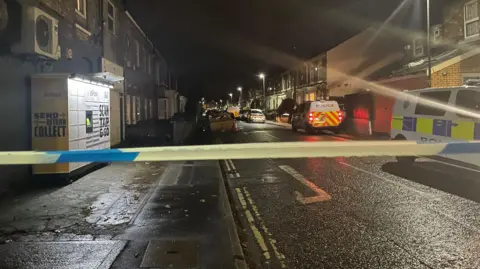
xmin=237 ymin=86 xmax=242 ymax=106
xmin=258 ymin=73 xmax=266 ymax=111
xmin=426 ymin=0 xmax=432 ymax=85
xmin=229 ymin=93 xmax=233 ymax=105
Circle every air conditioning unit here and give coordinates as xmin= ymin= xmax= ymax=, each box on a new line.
xmin=12 ymin=6 xmax=60 ymax=60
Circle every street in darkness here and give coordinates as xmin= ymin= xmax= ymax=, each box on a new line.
xmin=216 ymin=121 xmax=480 ymax=269
xmin=0 ymin=121 xmax=480 ymax=268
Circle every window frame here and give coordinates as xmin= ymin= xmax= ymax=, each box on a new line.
xmin=464 ymin=0 xmax=480 ymax=39
xmin=413 ymin=38 xmax=424 ymax=57
xmin=148 ymin=55 xmax=153 ymax=75
xmin=76 ymin=0 xmax=87 ymax=18
xmin=135 ymin=40 xmax=140 ymax=67
xmin=142 ymin=47 xmax=147 ymax=71
xmin=107 ymin=1 xmax=116 ymax=35
xmin=155 ymin=60 xmax=161 ymax=84
xmin=413 ymin=90 xmax=452 ymax=117
xmin=455 ymin=89 xmax=480 ymax=118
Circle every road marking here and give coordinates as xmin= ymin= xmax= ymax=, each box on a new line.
xmin=279 ymin=165 xmax=332 ymax=204
xmin=337 ymin=161 xmax=438 ymax=199
xmin=224 ymin=160 xmax=232 ymax=172
xmin=236 ymin=188 xmax=248 ymax=209
xmin=264 ymin=133 xmax=280 ymax=140
xmin=242 ymin=188 xmax=286 ymax=268
xmin=235 ymin=188 xmax=271 ymax=260
xmin=228 ymin=159 xmax=240 ymax=178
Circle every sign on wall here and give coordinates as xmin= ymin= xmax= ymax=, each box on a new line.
xmin=31 ymin=75 xmax=112 ymax=174
xmin=71 ymin=79 xmax=111 ymax=150
xmin=31 ymin=76 xmax=70 ymax=174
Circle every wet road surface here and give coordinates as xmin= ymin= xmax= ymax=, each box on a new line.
xmin=217 ymin=121 xmax=480 ymax=269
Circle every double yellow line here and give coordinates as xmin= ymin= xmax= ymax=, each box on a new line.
xmin=235 ymin=187 xmax=286 ymax=268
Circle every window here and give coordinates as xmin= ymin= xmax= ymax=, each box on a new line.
xmin=142 ymin=47 xmax=147 ymax=70
xmin=148 ymin=55 xmax=153 ymax=75
xmin=76 ymin=0 xmax=86 ymax=17
xmin=155 ymin=60 xmax=161 ymax=84
xmin=414 ymin=91 xmax=451 ymax=116
xmin=107 ymin=1 xmax=115 ymax=34
xmin=456 ymin=90 xmax=480 ymax=118
xmin=413 ymin=38 xmax=424 ymax=57
xmin=309 ymin=92 xmax=315 ymax=102
xmin=135 ymin=40 xmax=140 ymax=67
xmin=465 ymin=1 xmax=479 ymax=39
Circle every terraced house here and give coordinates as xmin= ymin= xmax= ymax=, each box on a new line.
xmin=0 ymin=0 xmax=181 ymax=191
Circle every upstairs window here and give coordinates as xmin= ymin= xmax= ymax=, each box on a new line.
xmin=76 ymin=0 xmax=86 ymax=18
xmin=413 ymin=38 xmax=424 ymax=57
xmin=465 ymin=1 xmax=479 ymax=39
xmin=135 ymin=40 xmax=140 ymax=67
xmin=107 ymin=1 xmax=116 ymax=34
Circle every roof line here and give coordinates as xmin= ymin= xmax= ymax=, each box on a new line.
xmin=125 ymin=10 xmax=163 ymax=62
xmin=431 ymin=48 xmax=480 ymax=73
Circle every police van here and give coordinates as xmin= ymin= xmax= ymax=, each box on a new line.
xmin=391 ymin=83 xmax=480 ymax=166
xmin=292 ymin=100 xmax=345 ymax=134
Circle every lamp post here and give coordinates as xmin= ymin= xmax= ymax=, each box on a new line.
xmin=258 ymin=73 xmax=266 ymax=111
xmin=237 ymin=86 xmax=242 ymax=106
xmin=426 ymin=0 xmax=432 ymax=85
xmin=229 ymin=93 xmax=233 ymax=105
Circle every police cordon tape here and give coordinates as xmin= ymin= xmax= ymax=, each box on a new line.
xmin=1 ymin=141 xmax=480 ymax=165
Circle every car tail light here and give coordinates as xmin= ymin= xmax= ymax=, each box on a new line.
xmin=308 ymin=117 xmax=313 ymax=122
xmin=309 ymin=112 xmax=313 ymax=117
xmin=338 ymin=111 xmax=344 ymax=121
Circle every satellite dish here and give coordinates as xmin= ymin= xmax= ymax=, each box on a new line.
xmin=0 ymin=0 xmax=8 ymax=32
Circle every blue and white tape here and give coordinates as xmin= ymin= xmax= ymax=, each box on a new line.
xmin=0 ymin=141 xmax=479 ymax=165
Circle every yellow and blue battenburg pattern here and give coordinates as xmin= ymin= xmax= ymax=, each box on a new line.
xmin=392 ymin=116 xmax=480 ymax=140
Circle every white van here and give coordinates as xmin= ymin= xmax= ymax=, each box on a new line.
xmin=391 ymin=85 xmax=480 ymax=166
xmin=292 ymin=100 xmax=345 ymax=134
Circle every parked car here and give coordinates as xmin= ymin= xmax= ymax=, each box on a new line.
xmin=291 ymin=100 xmax=344 ymax=134
xmin=240 ymin=109 xmax=250 ymax=121
xmin=247 ymin=109 xmax=266 ymax=123
xmin=209 ymin=111 xmax=238 ymax=132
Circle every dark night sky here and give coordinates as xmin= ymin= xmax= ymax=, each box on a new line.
xmin=126 ymin=0 xmax=444 ymax=101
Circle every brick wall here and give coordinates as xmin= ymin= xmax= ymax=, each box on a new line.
xmin=431 ymin=62 xmax=462 ymax=88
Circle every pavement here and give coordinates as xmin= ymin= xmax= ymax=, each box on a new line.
xmin=216 ymin=120 xmax=480 ymax=269
xmin=0 ymin=129 xmax=245 ymax=269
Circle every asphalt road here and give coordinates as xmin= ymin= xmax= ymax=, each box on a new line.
xmin=217 ymin=121 xmax=480 ymax=269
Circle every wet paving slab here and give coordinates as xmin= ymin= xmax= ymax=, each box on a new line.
xmin=0 ymin=240 xmax=126 ymax=269
xmin=110 ymin=160 xmax=239 ymax=269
